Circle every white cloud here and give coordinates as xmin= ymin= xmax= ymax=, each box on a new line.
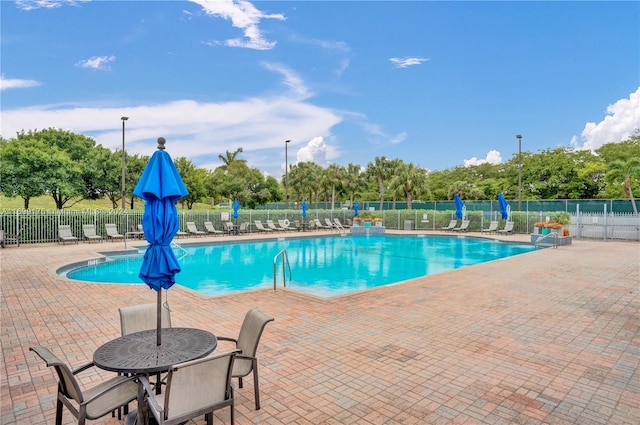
xmin=295 ymin=137 xmax=331 ymax=168
xmin=572 ymin=87 xmax=640 ymax=150
xmin=15 ymin=0 xmax=86 ymax=11
xmin=389 ymin=57 xmax=429 ymax=69
xmin=261 ymin=62 xmax=312 ymax=100
xmin=464 ymin=150 xmax=503 ymax=167
xmin=75 ymin=55 xmax=116 ymax=70
xmin=0 ymin=75 xmax=40 ymax=91
xmin=190 ymin=0 xmax=285 ymax=50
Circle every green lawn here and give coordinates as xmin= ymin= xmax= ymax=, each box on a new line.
xmin=0 ymin=195 xmax=215 ymax=211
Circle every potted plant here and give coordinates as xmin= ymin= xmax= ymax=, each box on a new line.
xmin=533 ymin=222 xmax=546 ymax=234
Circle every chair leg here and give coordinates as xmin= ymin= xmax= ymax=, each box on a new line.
xmin=55 ymin=396 xmax=63 ymax=425
xmin=252 ymin=359 xmax=261 ymax=410
xmin=230 ymin=387 xmax=235 ymax=425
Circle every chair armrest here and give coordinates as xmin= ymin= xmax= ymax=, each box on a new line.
xmin=80 ymin=374 xmax=139 ymax=405
xmin=216 ymin=336 xmax=238 ymax=344
xmin=139 ymin=376 xmax=164 ymax=416
xmin=72 ymin=362 xmax=96 ymax=375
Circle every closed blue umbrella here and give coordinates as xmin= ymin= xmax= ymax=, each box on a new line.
xmin=498 ymin=193 xmax=510 ymax=220
xmin=133 ymin=137 xmax=188 ymax=346
xmin=301 ymin=200 xmax=307 ymax=218
xmin=233 ymin=199 xmax=239 ymax=219
xmin=454 ymin=194 xmax=465 ymax=219
xmin=353 ymin=201 xmax=359 ymax=217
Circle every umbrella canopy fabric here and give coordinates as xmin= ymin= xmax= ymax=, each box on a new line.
xmin=233 ymin=199 xmax=239 ymax=219
xmin=454 ymin=194 xmax=465 ymax=219
xmin=498 ymin=193 xmax=510 ymax=220
xmin=133 ymin=147 xmax=189 ymax=292
xmin=354 ymin=202 xmax=359 ymax=217
xmin=301 ymin=200 xmax=307 ymax=218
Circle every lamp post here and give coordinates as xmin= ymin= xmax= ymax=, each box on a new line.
xmin=516 ymin=134 xmax=522 ymax=211
xmin=121 ymin=117 xmax=129 ymax=209
xmin=285 ymin=140 xmax=291 ymax=209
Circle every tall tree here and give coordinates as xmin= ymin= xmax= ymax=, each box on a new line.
xmin=342 ymin=163 xmax=364 ymax=207
xmin=388 ymin=162 xmax=428 ymax=209
xmin=605 ymin=157 xmax=640 ymax=214
xmin=217 ymin=147 xmax=245 ymax=169
xmin=367 ymin=156 xmax=392 ymax=211
xmin=325 ymin=164 xmax=344 ymax=210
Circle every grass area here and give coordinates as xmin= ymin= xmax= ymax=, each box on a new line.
xmin=0 ymin=195 xmax=216 ymax=211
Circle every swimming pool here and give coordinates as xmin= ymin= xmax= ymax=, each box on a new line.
xmin=63 ymin=235 xmax=536 ymax=298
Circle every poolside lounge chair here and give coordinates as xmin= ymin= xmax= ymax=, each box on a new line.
xmin=335 ymin=218 xmax=350 ymax=228
xmin=293 ymin=220 xmax=302 ymax=230
xmin=203 ymin=221 xmax=224 ymax=235
xmin=314 ymin=218 xmax=329 ymax=230
xmin=186 ymin=222 xmax=206 ymax=237
xmin=82 ymin=224 xmax=103 ymax=243
xmin=30 ymin=346 xmax=138 ymax=425
xmin=481 ymin=221 xmax=499 ymax=234
xmin=498 ymin=221 xmax=514 ymax=235
xmin=224 ymin=221 xmax=237 ymax=235
xmin=0 ymin=228 xmax=21 ymax=248
xmin=104 ymin=223 xmax=124 ymax=241
xmin=126 ymin=224 xmax=144 ymax=239
xmin=140 ymin=350 xmax=238 ymax=425
xmin=216 ymin=307 xmax=274 ymax=410
xmin=58 ymin=225 xmax=78 ymax=244
xmin=254 ymin=220 xmax=273 ymax=232
xmin=332 ymin=218 xmax=345 ymax=231
xmin=325 ymin=218 xmax=339 ymax=230
xmin=239 ymin=222 xmax=251 ymax=234
xmin=266 ymin=220 xmax=285 ymax=232
xmin=441 ymin=220 xmax=458 ymax=231
xmin=278 ymin=219 xmax=296 ymax=231
xmin=453 ymin=220 xmax=470 ymax=232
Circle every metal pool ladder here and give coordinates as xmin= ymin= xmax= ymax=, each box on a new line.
xmin=534 ymin=231 xmax=558 ymax=249
xmin=273 ymin=249 xmax=292 ymax=290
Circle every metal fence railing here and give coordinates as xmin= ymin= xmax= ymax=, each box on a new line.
xmin=1 ymin=208 xmax=638 ymax=245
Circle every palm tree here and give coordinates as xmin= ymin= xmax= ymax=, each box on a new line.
xmin=325 ymin=164 xmax=344 ymax=210
xmin=605 ymin=157 xmax=640 ymax=214
xmin=367 ymin=156 xmax=391 ymax=211
xmin=388 ymin=162 xmax=428 ymax=209
xmin=217 ymin=148 xmax=245 ymax=169
xmin=342 ymin=163 xmax=363 ymax=207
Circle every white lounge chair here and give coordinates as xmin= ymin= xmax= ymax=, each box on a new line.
xmin=453 ymin=220 xmax=470 ymax=232
xmin=186 ymin=221 xmax=206 ymax=237
xmin=498 ymin=221 xmax=514 ymax=235
xmin=105 ymin=223 xmax=124 ymax=241
xmin=481 ymin=221 xmax=499 ymax=234
xmin=314 ymin=218 xmax=329 ymax=229
xmin=254 ymin=220 xmax=273 ymax=232
xmin=334 ymin=218 xmax=349 ymax=229
xmin=278 ymin=219 xmax=296 ymax=231
xmin=266 ymin=220 xmax=285 ymax=231
xmin=82 ymin=224 xmax=103 ymax=243
xmin=58 ymin=225 xmax=78 ymax=245
xmin=203 ymin=221 xmax=223 ymax=235
xmin=441 ymin=220 xmax=458 ymax=231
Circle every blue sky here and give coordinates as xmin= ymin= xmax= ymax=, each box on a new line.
xmin=2 ymin=0 xmax=639 ymax=179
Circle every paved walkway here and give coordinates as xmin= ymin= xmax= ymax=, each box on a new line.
xmin=1 ymin=231 xmax=638 ymax=424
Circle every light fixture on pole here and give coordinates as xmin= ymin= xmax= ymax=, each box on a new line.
xmin=285 ymin=140 xmax=291 ymax=209
xmin=516 ymin=134 xmax=522 ymax=211
xmin=121 ymin=117 xmax=129 ymax=209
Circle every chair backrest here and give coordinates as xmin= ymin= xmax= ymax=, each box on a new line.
xmin=119 ymin=303 xmax=171 ymax=336
xmin=30 ymin=346 xmax=84 ymax=403
xmin=325 ymin=218 xmax=334 ymax=227
xmin=490 ymin=221 xmax=499 ymax=230
xmin=236 ymin=308 xmax=274 ymax=359
xmin=186 ymin=222 xmax=198 ymax=232
xmin=163 ymin=350 xmax=238 ymax=421
xmin=58 ymin=225 xmax=74 ymax=238
xmin=203 ymin=221 xmax=215 ymax=231
xmin=225 ymin=222 xmax=234 ymax=230
xmin=105 ymin=223 xmax=121 ymax=236
xmin=461 ymin=220 xmax=470 ymax=229
xmin=503 ymin=221 xmax=514 ymax=231
xmin=266 ymin=220 xmax=277 ymax=229
xmin=82 ymin=224 xmax=97 ymax=237
xmin=239 ymin=222 xmax=249 ymax=231
xmin=254 ymin=220 xmax=265 ymax=229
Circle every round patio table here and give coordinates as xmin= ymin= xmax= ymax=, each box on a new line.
xmin=94 ymin=327 xmax=217 ymax=425
xmin=94 ymin=327 xmax=217 ymax=374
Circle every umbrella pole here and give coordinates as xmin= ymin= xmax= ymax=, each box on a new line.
xmin=157 ymin=290 xmax=162 ymax=346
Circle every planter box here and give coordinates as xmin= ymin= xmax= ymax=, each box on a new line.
xmin=351 ymin=226 xmax=385 ymax=235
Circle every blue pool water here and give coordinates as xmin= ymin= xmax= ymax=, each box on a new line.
xmin=64 ymin=235 xmax=536 ymax=298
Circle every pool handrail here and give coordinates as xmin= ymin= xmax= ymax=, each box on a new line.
xmin=273 ymin=249 xmax=292 ymax=290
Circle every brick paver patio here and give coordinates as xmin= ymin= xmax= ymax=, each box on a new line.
xmin=1 ymin=231 xmax=638 ymax=424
